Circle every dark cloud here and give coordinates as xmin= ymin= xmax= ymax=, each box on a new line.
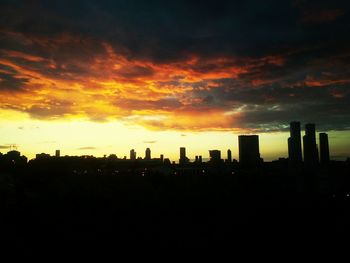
xmin=25 ymin=100 xmax=76 ymax=119
xmin=0 ymin=64 xmax=29 ymax=91
xmin=0 ymin=73 xmax=28 ymax=91
xmin=77 ymin=146 xmax=97 ymax=150
xmin=0 ymin=0 xmax=350 ymax=132
xmin=187 ymin=53 xmax=350 ymax=132
xmin=1 ymin=0 xmax=348 ymax=61
xmin=0 ymin=145 xmax=11 ymax=149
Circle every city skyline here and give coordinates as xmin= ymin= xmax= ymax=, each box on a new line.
xmin=0 ymin=121 xmax=340 ymax=163
xmin=1 ymin=1 xmax=350 ymax=244
xmin=1 ymin=122 xmax=349 ymax=162
xmin=0 ymin=1 xmax=350 ymax=161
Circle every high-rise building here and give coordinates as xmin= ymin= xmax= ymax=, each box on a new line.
xmin=238 ymin=135 xmax=260 ymax=167
xmin=130 ymin=149 xmax=136 ymax=160
xmin=145 ymin=148 xmax=151 ymax=160
xmin=180 ymin=147 xmax=186 ymax=159
xmin=55 ymin=150 xmax=60 ymax=157
xmin=179 ymin=147 xmax=188 ymax=164
xmin=303 ymin=123 xmax=319 ymax=166
xmin=319 ymin=132 xmax=330 ymax=164
xmin=227 ymin=149 xmax=232 ymax=163
xmin=209 ymin=150 xmax=221 ymax=163
xmin=288 ymin=121 xmax=302 ymax=165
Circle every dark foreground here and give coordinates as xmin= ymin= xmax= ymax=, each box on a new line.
xmin=1 ymin=169 xmax=350 ymax=247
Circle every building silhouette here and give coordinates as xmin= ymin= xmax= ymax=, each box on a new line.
xmin=130 ymin=149 xmax=136 ymax=160
xmin=303 ymin=123 xmax=319 ymax=166
xmin=227 ymin=149 xmax=232 ymax=163
xmin=1 ymin=150 xmax=27 ymax=167
xmin=319 ymin=132 xmax=330 ymax=164
xmin=209 ymin=150 xmax=221 ymax=163
xmin=179 ymin=147 xmax=189 ymax=164
xmin=238 ymin=135 xmax=260 ymax=167
xmin=145 ymin=148 xmax=151 ymax=160
xmin=55 ymin=150 xmax=60 ymax=158
xmin=288 ymin=121 xmax=302 ymax=165
xmin=36 ymin=153 xmax=50 ymax=159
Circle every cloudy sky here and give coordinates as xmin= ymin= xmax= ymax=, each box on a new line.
xmin=0 ymin=0 xmax=349 ymax=160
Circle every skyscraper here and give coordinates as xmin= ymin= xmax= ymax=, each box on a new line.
xmin=288 ymin=121 xmax=302 ymax=165
xmin=238 ymin=135 xmax=260 ymax=167
xmin=145 ymin=148 xmax=151 ymax=160
xmin=227 ymin=149 xmax=232 ymax=163
xmin=179 ymin=147 xmax=188 ymax=164
xmin=55 ymin=150 xmax=60 ymax=158
xmin=319 ymin=133 xmax=330 ymax=164
xmin=303 ymin=123 xmax=319 ymax=166
xmin=130 ymin=149 xmax=136 ymax=160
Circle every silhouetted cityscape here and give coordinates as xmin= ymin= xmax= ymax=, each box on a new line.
xmin=1 ymin=121 xmax=350 ymax=245
xmin=1 ymin=0 xmax=350 ymax=248
xmin=1 ymin=121 xmax=346 ymax=174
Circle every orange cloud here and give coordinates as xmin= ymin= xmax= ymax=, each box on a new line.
xmin=0 ymin=30 xmax=348 ymax=132
xmin=3 ymin=50 xmax=47 ymax=63
xmin=125 ymin=109 xmax=242 ymax=132
xmin=0 ymin=33 xmax=252 ymax=131
xmin=305 ymin=77 xmax=350 ymax=87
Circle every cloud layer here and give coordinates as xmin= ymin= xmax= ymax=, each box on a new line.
xmin=0 ymin=0 xmax=349 ymax=132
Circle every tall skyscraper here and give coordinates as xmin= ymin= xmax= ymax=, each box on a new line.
xmin=303 ymin=123 xmax=319 ymax=166
xmin=55 ymin=150 xmax=60 ymax=157
xmin=319 ymin=133 xmax=330 ymax=164
xmin=145 ymin=148 xmax=151 ymax=160
xmin=288 ymin=121 xmax=302 ymax=165
xmin=130 ymin=149 xmax=136 ymax=160
xmin=179 ymin=147 xmax=188 ymax=164
xmin=238 ymin=135 xmax=260 ymax=167
xmin=227 ymin=149 xmax=232 ymax=163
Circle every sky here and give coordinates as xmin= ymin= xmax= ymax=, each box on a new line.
xmin=0 ymin=0 xmax=350 ymax=161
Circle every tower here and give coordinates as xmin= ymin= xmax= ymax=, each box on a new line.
xmin=130 ymin=149 xmax=136 ymax=160
xmin=179 ymin=147 xmax=188 ymax=164
xmin=238 ymin=135 xmax=260 ymax=167
xmin=227 ymin=149 xmax=232 ymax=163
xmin=288 ymin=121 xmax=302 ymax=165
xmin=319 ymin=133 xmax=330 ymax=164
xmin=145 ymin=148 xmax=151 ymax=160
xmin=303 ymin=123 xmax=319 ymax=166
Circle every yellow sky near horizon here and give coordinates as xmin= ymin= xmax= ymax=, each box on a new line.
xmin=1 ymin=109 xmax=349 ymax=162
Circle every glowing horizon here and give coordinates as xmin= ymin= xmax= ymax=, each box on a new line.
xmin=0 ymin=109 xmax=349 ymax=162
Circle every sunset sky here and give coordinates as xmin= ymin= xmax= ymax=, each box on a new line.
xmin=0 ymin=0 xmax=349 ymax=161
